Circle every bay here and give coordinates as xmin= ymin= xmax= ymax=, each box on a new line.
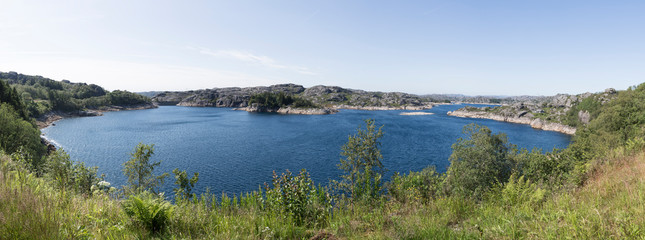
xmin=42 ymin=104 xmax=571 ymax=196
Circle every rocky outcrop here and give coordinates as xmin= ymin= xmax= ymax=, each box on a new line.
xmin=234 ymin=105 xmax=339 ymax=115
xmin=578 ymin=110 xmax=591 ymax=125
xmin=40 ymin=137 xmax=57 ymax=154
xmin=152 ymin=84 xmax=433 ymax=110
xmin=447 ymin=109 xmax=576 ymax=135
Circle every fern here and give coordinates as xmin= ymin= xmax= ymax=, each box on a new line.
xmin=122 ymin=192 xmax=174 ymax=234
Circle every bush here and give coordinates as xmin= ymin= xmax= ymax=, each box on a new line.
xmin=264 ymin=169 xmax=331 ymax=227
xmin=388 ymin=166 xmax=444 ymax=203
xmin=515 ymin=148 xmax=569 ymax=185
xmin=444 ymin=124 xmax=516 ymax=199
xmin=122 ymin=192 xmax=174 ymax=235
xmin=45 ymin=150 xmax=102 ymax=195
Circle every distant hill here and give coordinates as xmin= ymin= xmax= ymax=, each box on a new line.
xmin=152 ymin=84 xmax=438 ymax=110
xmin=137 ymin=91 xmax=164 ymax=98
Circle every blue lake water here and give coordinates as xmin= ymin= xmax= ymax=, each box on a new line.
xmin=42 ymin=105 xmax=571 ymax=196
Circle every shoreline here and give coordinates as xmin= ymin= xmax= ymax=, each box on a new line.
xmin=447 ymin=109 xmax=576 ymax=135
xmin=37 ymin=103 xmax=158 ymax=129
xmin=231 ymin=103 xmax=436 ymax=115
xmin=331 ymin=104 xmax=434 ymax=111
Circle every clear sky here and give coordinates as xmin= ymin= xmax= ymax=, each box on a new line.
xmin=1 ymin=0 xmax=644 ymax=95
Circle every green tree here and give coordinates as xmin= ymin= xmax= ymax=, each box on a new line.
xmin=0 ymin=103 xmax=46 ymax=162
xmin=444 ymin=123 xmax=516 ymax=199
xmin=172 ymin=168 xmax=199 ymax=200
xmin=0 ymin=79 xmax=28 ymax=120
xmin=335 ymin=119 xmax=386 ymax=202
xmin=123 ymin=143 xmax=169 ymax=194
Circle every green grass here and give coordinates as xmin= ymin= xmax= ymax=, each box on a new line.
xmin=2 ymin=150 xmax=645 ymax=239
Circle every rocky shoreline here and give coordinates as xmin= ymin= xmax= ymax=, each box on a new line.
xmin=234 ymin=106 xmax=339 ymax=115
xmin=37 ymin=103 xmax=158 ymax=129
xmin=447 ymin=109 xmax=576 ymax=135
xmin=332 ymin=104 xmax=434 ymax=111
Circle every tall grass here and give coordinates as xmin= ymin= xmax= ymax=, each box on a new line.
xmin=2 ymin=150 xmax=645 ymax=239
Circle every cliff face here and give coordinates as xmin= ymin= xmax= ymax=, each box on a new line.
xmin=447 ymin=109 xmax=576 ymax=135
xmin=151 ymin=84 xmax=433 ymax=110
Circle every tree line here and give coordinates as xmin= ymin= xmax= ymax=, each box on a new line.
xmin=1 ymin=72 xmax=152 ymax=117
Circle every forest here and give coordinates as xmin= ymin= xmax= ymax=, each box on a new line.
xmin=0 ymin=71 xmax=152 ymax=118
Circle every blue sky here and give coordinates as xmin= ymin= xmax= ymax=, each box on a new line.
xmin=1 ymin=0 xmax=643 ymax=95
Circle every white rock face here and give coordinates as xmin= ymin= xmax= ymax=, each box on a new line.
xmin=276 ymin=107 xmax=339 ymax=115
xmin=400 ymin=112 xmax=434 ymax=116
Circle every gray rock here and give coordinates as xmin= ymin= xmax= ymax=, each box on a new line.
xmin=578 ymin=110 xmax=591 ymax=125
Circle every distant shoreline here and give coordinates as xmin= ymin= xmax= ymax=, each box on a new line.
xmin=37 ymin=103 xmax=158 ymax=129
xmin=447 ymin=109 xmax=576 ymax=135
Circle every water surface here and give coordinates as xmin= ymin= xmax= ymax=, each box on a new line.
xmin=42 ymin=105 xmax=571 ymax=195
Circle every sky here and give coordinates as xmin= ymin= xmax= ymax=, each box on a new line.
xmin=1 ymin=0 xmax=644 ymax=96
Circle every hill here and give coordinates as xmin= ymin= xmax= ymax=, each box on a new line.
xmin=0 ymin=71 xmax=156 ymax=121
xmin=152 ymin=84 xmax=435 ymax=110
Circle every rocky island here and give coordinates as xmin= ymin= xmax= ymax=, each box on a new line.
xmin=152 ymin=84 xmax=435 ymax=114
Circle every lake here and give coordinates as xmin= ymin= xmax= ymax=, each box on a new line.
xmin=42 ymin=105 xmax=571 ymax=196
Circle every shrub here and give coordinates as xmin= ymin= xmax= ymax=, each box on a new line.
xmin=122 ymin=192 xmax=174 ymax=234
xmin=444 ymin=124 xmax=516 ymax=199
xmin=264 ymin=169 xmax=331 ymax=227
xmin=45 ymin=149 xmax=101 ymax=195
xmin=388 ymin=166 xmax=444 ymax=203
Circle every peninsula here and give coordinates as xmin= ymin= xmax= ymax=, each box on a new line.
xmin=447 ymin=88 xmax=619 ymax=135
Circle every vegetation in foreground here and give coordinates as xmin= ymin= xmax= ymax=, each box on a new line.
xmin=1 ymin=79 xmax=645 ymax=239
